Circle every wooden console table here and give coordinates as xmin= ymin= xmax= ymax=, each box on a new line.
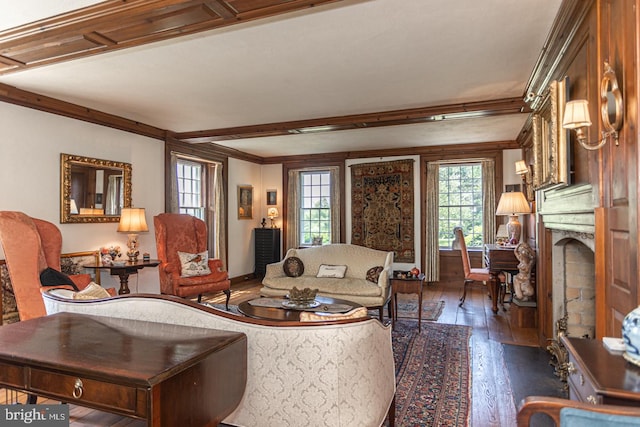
xmin=562 ymin=335 xmax=640 ymax=406
xmin=0 ymin=312 xmax=247 ymax=426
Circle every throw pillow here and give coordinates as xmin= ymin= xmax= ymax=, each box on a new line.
xmin=73 ymin=282 xmax=111 ymax=300
xmin=316 ymin=264 xmax=347 ymax=278
xmin=39 ymin=267 xmax=79 ymax=291
xmin=366 ymin=266 xmax=384 ymax=284
xmin=178 ymin=251 xmax=212 ymax=277
xmin=283 ymin=256 xmax=304 ymax=277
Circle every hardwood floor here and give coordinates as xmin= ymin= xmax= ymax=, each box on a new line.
xmin=1 ymin=279 xmax=539 ymax=426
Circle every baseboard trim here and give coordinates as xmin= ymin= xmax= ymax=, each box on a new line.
xmin=230 ymin=273 xmax=258 ymax=285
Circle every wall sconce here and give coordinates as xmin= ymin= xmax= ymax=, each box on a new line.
xmin=117 ymin=207 xmax=149 ymax=262
xmin=267 ymin=207 xmax=279 ymax=228
xmin=515 ymin=160 xmax=533 ymax=201
xmin=562 ymin=61 xmax=624 ymax=151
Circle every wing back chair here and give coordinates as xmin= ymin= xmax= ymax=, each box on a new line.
xmin=154 ymin=213 xmax=230 ymax=308
xmin=0 ymin=211 xmax=94 ymax=321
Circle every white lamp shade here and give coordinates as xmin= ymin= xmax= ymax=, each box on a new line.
xmin=515 ymin=160 xmax=528 ymax=175
xmin=563 ymin=100 xmax=592 ymax=129
xmin=117 ymin=208 xmax=149 ymax=233
xmin=267 ymin=207 xmax=279 ymax=219
xmin=496 ymin=192 xmax=531 ymax=216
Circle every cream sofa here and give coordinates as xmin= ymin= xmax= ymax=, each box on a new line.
xmin=261 ymin=244 xmax=394 ymax=318
xmin=42 ymin=291 xmax=395 ymax=427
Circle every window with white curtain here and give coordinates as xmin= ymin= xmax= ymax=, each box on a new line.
xmin=438 ymin=163 xmax=484 ymax=248
xmin=286 ymin=165 xmax=341 ymax=251
xmin=300 ymin=171 xmax=332 ymax=245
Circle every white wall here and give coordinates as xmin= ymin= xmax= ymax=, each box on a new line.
xmin=0 ymin=103 xmax=164 ymax=293
xmin=226 ymin=158 xmax=264 ymax=278
xmin=345 ymin=155 xmax=421 ymax=272
xmin=503 ymin=148 xmax=523 ymax=188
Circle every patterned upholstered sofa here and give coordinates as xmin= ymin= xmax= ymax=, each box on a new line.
xmin=261 ymin=244 xmax=394 ymax=318
xmin=42 ymin=291 xmax=395 ymax=427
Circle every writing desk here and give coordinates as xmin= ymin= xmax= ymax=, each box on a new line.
xmin=0 ymin=312 xmax=247 ymax=426
xmin=484 ymin=244 xmax=519 ymax=314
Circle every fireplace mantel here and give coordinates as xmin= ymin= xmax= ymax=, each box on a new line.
xmin=537 ymin=183 xmax=596 ymax=234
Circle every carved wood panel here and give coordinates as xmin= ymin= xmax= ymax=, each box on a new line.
xmin=599 ymin=0 xmax=638 ymax=337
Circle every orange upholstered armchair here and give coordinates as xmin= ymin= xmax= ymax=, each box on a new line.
xmin=0 ymin=211 xmax=94 ymax=321
xmin=154 ymin=213 xmax=230 ymax=308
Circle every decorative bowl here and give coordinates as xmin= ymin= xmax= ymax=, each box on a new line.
xmin=289 ymin=286 xmax=318 ymax=305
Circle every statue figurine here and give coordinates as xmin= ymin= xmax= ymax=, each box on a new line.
xmin=513 ymin=241 xmax=536 ymax=301
xmin=261 ymin=218 xmax=267 ymax=228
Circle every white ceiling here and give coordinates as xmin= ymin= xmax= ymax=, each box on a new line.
xmin=0 ymin=0 xmax=563 ymax=158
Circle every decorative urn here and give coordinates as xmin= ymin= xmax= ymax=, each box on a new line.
xmin=622 ymin=306 xmax=640 ymax=367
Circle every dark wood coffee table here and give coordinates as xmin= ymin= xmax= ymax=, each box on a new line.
xmin=238 ymin=296 xmax=361 ymax=321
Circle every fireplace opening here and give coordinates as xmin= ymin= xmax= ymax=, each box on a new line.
xmin=561 ymin=239 xmax=596 ymax=338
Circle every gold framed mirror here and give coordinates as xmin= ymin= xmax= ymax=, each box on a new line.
xmin=60 ymin=154 xmax=132 ymax=223
xmin=600 ymin=61 xmax=623 ymax=144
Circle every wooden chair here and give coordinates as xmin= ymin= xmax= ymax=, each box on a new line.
xmin=0 ymin=211 xmax=96 ymax=321
xmin=456 ymin=227 xmax=490 ymax=307
xmin=154 ymin=213 xmax=230 ymax=307
xmin=517 ymin=395 xmax=640 ymax=426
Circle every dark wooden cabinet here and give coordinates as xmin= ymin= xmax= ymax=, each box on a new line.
xmin=562 ymin=335 xmax=640 ymax=406
xmin=255 ymin=228 xmax=281 ymax=278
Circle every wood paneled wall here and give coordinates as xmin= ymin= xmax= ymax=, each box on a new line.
xmin=520 ymin=0 xmax=639 ymax=340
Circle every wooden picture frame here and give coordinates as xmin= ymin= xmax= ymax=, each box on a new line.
xmin=266 ymin=189 xmax=277 ymax=206
xmin=533 ymin=77 xmax=571 ymax=190
xmin=237 ymin=185 xmax=253 ymax=219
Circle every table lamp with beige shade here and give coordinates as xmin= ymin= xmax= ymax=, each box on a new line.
xmin=496 ymin=192 xmax=531 ymax=244
xmin=267 ymin=207 xmax=279 ymax=228
xmin=117 ymin=208 xmax=149 ymax=262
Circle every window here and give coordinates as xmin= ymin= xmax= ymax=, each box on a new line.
xmin=176 ymin=160 xmax=203 ymax=219
xmin=299 ymin=171 xmax=331 ymax=245
xmin=438 ymin=163 xmax=483 ymax=248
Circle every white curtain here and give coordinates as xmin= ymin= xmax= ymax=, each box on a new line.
xmin=481 ymin=159 xmax=497 ymax=255
xmin=208 ymin=162 xmax=226 ymax=270
xmin=425 ymin=162 xmax=440 ymax=282
xmin=169 ymin=152 xmax=179 ymax=213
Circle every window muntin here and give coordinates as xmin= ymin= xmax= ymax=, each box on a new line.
xmin=438 ymin=163 xmax=483 ymax=248
xmin=299 ymin=171 xmax=331 ymax=245
xmin=176 ymin=159 xmax=204 ymax=219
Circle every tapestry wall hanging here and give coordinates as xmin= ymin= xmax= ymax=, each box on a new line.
xmin=351 ymin=159 xmax=415 ymax=262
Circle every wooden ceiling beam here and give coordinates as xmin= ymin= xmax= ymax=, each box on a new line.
xmin=0 ymin=82 xmax=167 ymax=141
xmin=0 ymin=0 xmax=345 ymax=75
xmin=175 ymin=97 xmax=531 ymax=143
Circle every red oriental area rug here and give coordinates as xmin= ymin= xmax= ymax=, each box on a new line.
xmin=350 ymin=159 xmax=415 ymax=262
xmin=392 ymin=320 xmax=472 ymax=426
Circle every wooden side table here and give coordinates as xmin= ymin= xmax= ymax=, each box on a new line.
xmin=391 ymin=273 xmax=425 ymax=331
xmin=83 ymin=259 xmax=160 ymax=294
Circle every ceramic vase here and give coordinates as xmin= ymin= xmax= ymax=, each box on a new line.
xmin=622 ymin=306 xmax=640 ymax=367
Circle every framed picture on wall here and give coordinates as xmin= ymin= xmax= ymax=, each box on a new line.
xmin=238 ymin=185 xmax=253 ymax=219
xmin=266 ymin=189 xmax=277 ymax=206
xmin=533 ymin=77 xmax=570 ymax=190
